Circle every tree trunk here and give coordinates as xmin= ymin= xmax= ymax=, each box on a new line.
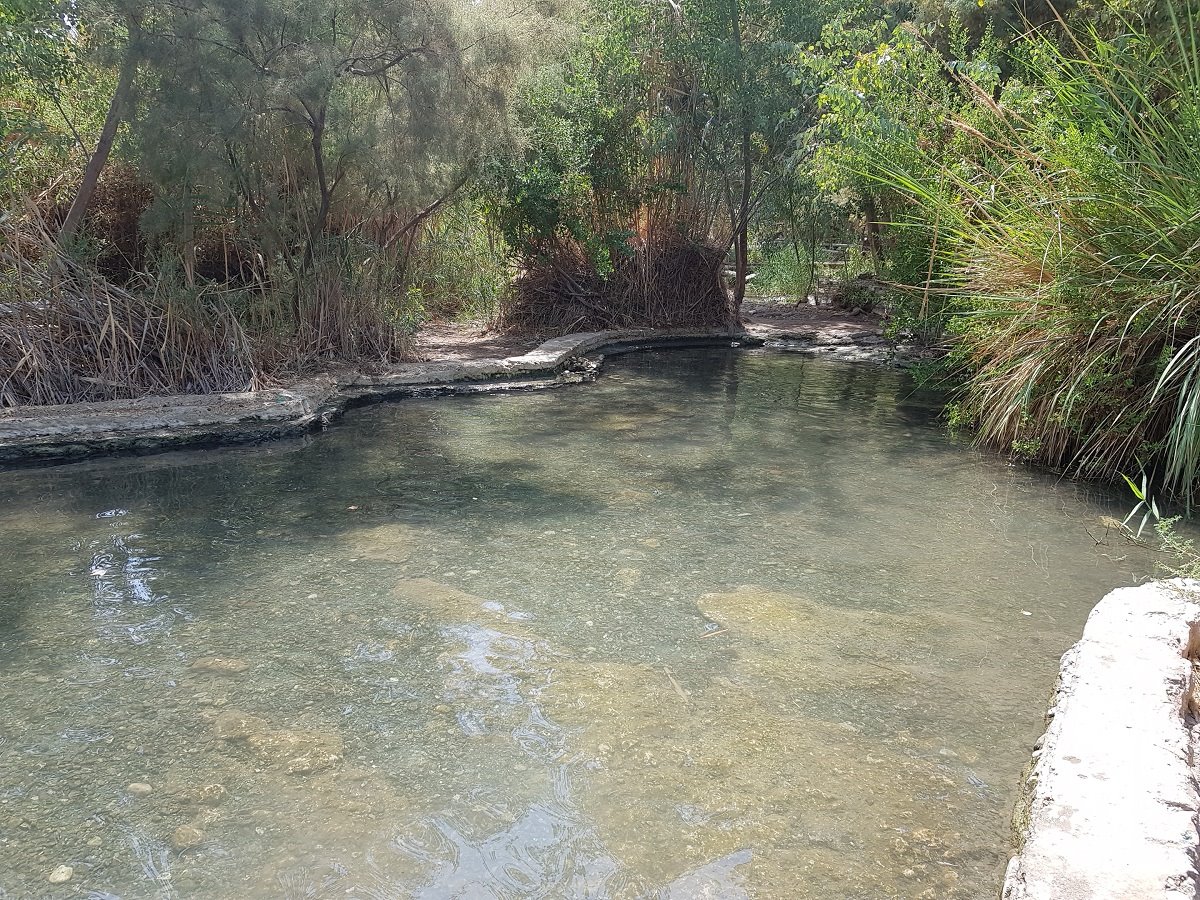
xmin=728 ymin=0 xmax=751 ymax=309
xmin=292 ymin=99 xmax=335 ymax=325
xmin=300 ymin=100 xmax=333 ymax=275
xmin=58 ymin=19 xmax=140 ymax=250
xmin=862 ymin=193 xmax=883 ymax=270
xmin=732 ymin=129 xmax=751 ymax=307
xmin=182 ymin=187 xmax=196 ymax=287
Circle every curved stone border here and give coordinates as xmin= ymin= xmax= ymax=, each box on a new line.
xmin=0 ymin=328 xmax=761 ymax=466
xmin=1003 ymin=579 xmax=1200 ymax=899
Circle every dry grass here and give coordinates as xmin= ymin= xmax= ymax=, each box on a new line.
xmin=0 ymin=219 xmax=258 ymax=407
xmin=499 ymin=236 xmax=738 ymax=335
xmin=0 ymin=216 xmax=418 ymax=406
xmin=255 ymin=260 xmax=412 ymax=374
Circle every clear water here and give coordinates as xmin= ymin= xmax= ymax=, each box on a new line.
xmin=0 ymin=348 xmax=1159 ymax=899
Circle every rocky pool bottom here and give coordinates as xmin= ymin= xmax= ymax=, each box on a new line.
xmin=0 ymin=348 xmax=1162 ymax=899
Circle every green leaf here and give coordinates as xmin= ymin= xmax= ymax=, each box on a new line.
xmin=1120 ymin=472 xmax=1145 ymax=501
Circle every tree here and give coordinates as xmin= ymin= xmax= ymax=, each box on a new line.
xmin=1 ymin=0 xmax=77 ymax=186
xmin=0 ymin=0 xmax=72 ymax=90
xmin=129 ymin=0 xmax=558 ymax=273
xmin=57 ymin=6 xmax=141 ymax=248
xmin=670 ymin=0 xmax=855 ymax=306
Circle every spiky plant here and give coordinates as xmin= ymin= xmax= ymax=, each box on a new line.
xmin=869 ymin=5 xmax=1200 ymax=499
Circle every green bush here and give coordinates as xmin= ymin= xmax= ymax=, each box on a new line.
xmin=750 ymin=242 xmax=816 ymax=299
xmin=867 ymin=5 xmax=1200 ymax=499
xmin=406 ymin=200 xmax=512 ymax=323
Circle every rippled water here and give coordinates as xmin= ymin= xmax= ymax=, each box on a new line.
xmin=0 ymin=348 xmax=1161 ymax=899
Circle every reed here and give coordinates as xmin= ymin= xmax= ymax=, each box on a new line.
xmin=0 ymin=215 xmax=258 ymax=407
xmin=500 ymin=236 xmax=736 ymax=334
xmin=869 ymin=5 xmax=1200 ymax=497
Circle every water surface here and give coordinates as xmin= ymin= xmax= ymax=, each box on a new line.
xmin=0 ymin=348 xmax=1158 ymax=898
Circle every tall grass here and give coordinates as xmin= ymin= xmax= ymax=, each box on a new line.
xmin=256 ymin=240 xmax=413 ymax=373
xmin=403 ymin=200 xmax=512 ymax=324
xmin=869 ymin=6 xmax=1200 ymax=498
xmin=750 ymin=242 xmax=817 ymax=300
xmin=0 ymin=213 xmax=416 ymax=406
xmin=0 ymin=216 xmax=258 ymax=406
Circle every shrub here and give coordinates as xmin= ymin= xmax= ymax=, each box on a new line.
xmin=868 ymin=6 xmax=1200 ymax=498
xmin=0 ymin=218 xmax=257 ymax=406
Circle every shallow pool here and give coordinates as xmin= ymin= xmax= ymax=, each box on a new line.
xmin=0 ymin=348 xmax=1159 ymax=898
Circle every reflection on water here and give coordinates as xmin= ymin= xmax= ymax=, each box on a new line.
xmin=0 ymin=348 xmax=1161 ymax=898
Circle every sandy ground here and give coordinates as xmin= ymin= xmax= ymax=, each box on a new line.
xmin=740 ymin=299 xmax=885 ymax=341
xmin=414 ymin=322 xmax=543 ymax=362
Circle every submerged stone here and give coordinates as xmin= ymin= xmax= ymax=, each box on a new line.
xmin=338 ymin=523 xmax=416 ymax=562
xmin=696 ymin=584 xmax=919 ymax=699
xmin=213 ymin=710 xmax=265 ymax=741
xmin=391 ymin=577 xmax=495 ymax=620
xmin=171 ymin=824 xmax=205 ymax=850
xmin=189 ymin=656 xmax=250 ymax=675
xmin=540 ymin=652 xmax=986 ymax=895
xmin=46 ymin=865 xmax=73 ymax=884
xmin=213 ymin=710 xmax=343 ymax=775
xmin=198 ymin=783 xmax=227 ymax=805
xmin=615 ymin=567 xmax=641 ymax=587
xmin=697 ymin=585 xmax=817 ymax=634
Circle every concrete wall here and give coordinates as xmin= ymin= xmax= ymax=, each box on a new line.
xmin=0 ymin=328 xmax=757 ymax=465
xmin=1003 ymin=579 xmax=1200 ymax=900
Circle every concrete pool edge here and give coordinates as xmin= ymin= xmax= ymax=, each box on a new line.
xmin=1003 ymin=579 xmax=1200 ymax=900
xmin=0 ymin=327 xmax=769 ymax=466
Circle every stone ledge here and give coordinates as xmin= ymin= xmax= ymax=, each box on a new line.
xmin=743 ymin=320 xmax=929 ymax=366
xmin=0 ymin=327 xmax=756 ymax=465
xmin=1003 ymin=579 xmax=1200 ymax=900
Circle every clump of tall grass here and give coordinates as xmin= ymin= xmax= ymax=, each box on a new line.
xmin=749 ymin=242 xmax=817 ymax=301
xmin=870 ymin=6 xmax=1200 ymax=498
xmin=500 ymin=236 xmax=737 ymax=335
xmin=0 ymin=216 xmax=258 ymax=407
xmin=0 ymin=210 xmax=424 ymax=404
xmin=255 ymin=242 xmax=414 ymax=374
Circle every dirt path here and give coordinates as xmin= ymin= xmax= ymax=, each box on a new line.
xmin=740 ymin=299 xmax=885 ymax=340
xmin=414 ymin=322 xmax=542 ymax=362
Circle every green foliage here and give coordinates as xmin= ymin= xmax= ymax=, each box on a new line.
xmin=1153 ymin=517 xmax=1200 ymax=578
xmin=485 ymin=32 xmax=647 ymax=270
xmin=0 ymin=1 xmax=89 ymax=201
xmin=406 ymin=199 xmax=512 ymax=322
xmin=131 ymin=0 xmax=553 ymax=256
xmin=1010 ymin=437 xmax=1044 ymax=460
xmin=863 ymin=1 xmax=1200 ymax=498
xmin=1113 ymin=475 xmax=1200 ymax=575
xmin=1 ymin=0 xmax=565 ymax=389
xmin=750 ymin=242 xmax=816 ymax=299
xmin=0 ymin=1 xmax=73 ymax=90
xmin=944 ymin=400 xmax=971 ymax=429
xmin=813 ymin=15 xmax=1003 ymax=335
